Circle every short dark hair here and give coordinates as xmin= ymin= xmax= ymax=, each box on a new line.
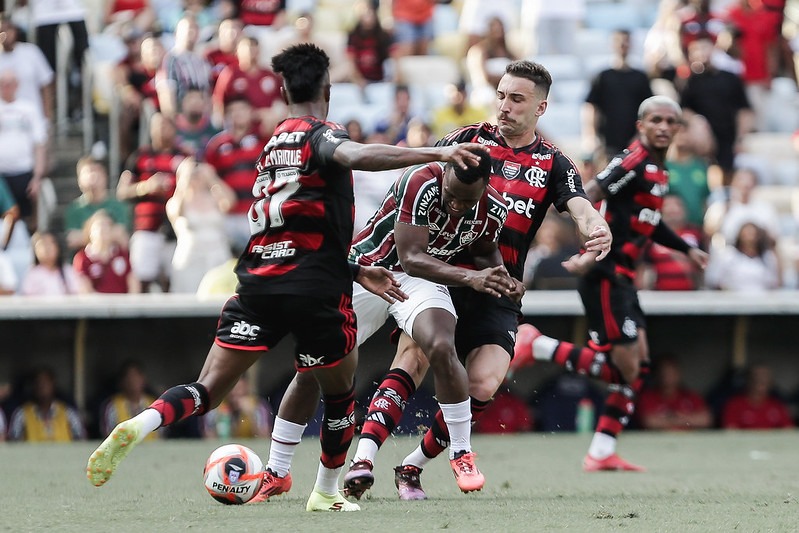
xmin=271 ymin=43 xmax=330 ymax=104
xmin=450 ymin=150 xmax=491 ymax=185
xmin=505 ymin=60 xmax=552 ymax=97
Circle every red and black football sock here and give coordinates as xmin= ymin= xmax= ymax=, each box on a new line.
xmin=149 ymin=382 xmax=209 ymax=426
xmin=320 ymin=386 xmax=356 ymax=469
xmin=359 ymin=368 xmax=416 ymax=448
xmin=551 ymin=340 xmax=624 ymax=385
xmin=420 ymin=397 xmax=491 ymax=459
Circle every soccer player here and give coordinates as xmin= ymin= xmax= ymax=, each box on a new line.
xmin=86 ymin=43 xmax=487 ymax=513
xmin=253 ymin=60 xmax=612 ymax=501
xmin=512 ymin=96 xmax=709 ymax=472
xmin=253 ymin=153 xmax=513 ymax=503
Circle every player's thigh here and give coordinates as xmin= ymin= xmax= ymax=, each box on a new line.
xmin=451 ymin=287 xmax=518 ymax=362
xmin=578 ymin=274 xmax=643 ymax=347
xmin=388 ymin=274 xmax=457 ymax=349
xmin=289 ymin=293 xmax=358 ymax=372
xmin=352 ymin=281 xmax=391 ymax=346
xmin=465 ymin=344 xmax=511 ymax=401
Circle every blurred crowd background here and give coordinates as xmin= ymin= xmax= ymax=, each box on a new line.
xmin=1 ymin=0 xmax=798 ymax=441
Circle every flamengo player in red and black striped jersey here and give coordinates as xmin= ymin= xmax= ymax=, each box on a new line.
xmin=517 ymin=96 xmax=709 ymax=473
xmin=87 ymin=44 xmax=489 ymax=513
xmin=344 ymin=60 xmax=613 ymax=500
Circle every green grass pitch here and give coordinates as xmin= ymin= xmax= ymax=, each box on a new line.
xmin=3 ymin=431 xmax=798 ymax=532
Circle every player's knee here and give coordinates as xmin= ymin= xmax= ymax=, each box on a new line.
xmin=468 ymin=376 xmax=499 ymax=402
xmin=425 ymin=337 xmax=458 ymax=368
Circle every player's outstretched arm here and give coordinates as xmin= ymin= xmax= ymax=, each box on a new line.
xmin=332 ymin=141 xmax=486 ymax=172
xmin=565 ymin=196 xmax=612 ymax=261
xmin=354 ymin=265 xmax=409 ymax=304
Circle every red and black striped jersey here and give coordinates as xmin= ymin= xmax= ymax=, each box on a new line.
xmin=437 ymin=123 xmax=586 ymax=281
xmin=592 ymin=139 xmax=670 ymax=280
xmin=235 ymin=116 xmax=353 ymax=296
xmin=204 ymin=129 xmax=266 ymax=214
xmin=124 ymin=147 xmax=187 ymax=232
xmin=349 ymin=162 xmax=507 ymax=271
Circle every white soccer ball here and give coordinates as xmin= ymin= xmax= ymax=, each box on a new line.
xmin=203 ymin=444 xmax=264 ymax=504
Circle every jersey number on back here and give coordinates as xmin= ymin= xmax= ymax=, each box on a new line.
xmin=268 ymin=168 xmax=301 ymax=228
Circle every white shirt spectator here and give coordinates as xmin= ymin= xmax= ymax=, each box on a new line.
xmin=0 ymin=98 xmax=48 ymax=174
xmin=0 ymin=43 xmax=54 ymax=115
xmin=0 ymin=250 xmax=18 ymax=293
xmin=21 ymin=264 xmax=78 ymax=295
xmin=705 ymin=245 xmax=780 ymax=292
xmin=30 ymin=0 xmax=86 ymax=25
xmin=719 ymin=202 xmax=780 ymax=244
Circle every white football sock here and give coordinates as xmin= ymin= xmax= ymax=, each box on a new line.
xmin=133 ymin=408 xmax=162 ymax=443
xmin=352 ymin=438 xmax=379 ymax=465
xmin=440 ymin=399 xmax=471 ymax=459
xmin=588 ymin=432 xmax=617 ymax=460
xmin=532 ymin=335 xmax=559 ymax=361
xmin=402 ymin=445 xmax=432 ymax=469
xmin=267 ymin=417 xmax=306 ymax=477
xmin=314 ymin=463 xmax=342 ymax=495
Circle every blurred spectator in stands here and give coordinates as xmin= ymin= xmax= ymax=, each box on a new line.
xmin=166 ymin=158 xmax=234 ymax=293
xmin=158 ymin=0 xmax=219 ymax=38
xmin=725 ymin=0 xmax=790 ymax=131
xmin=117 ymin=112 xmax=187 ymax=292
xmin=175 ymin=88 xmax=219 ymax=159
xmin=391 ymin=0 xmax=436 ymax=57
xmin=212 ymin=36 xmax=285 ymax=132
xmin=8 ymin=368 xmax=85 ymax=441
xmin=666 ymin=114 xmax=716 ymax=227
xmin=678 ymin=0 xmax=727 ymax=60
xmin=196 ymin=248 xmax=238 ymax=297
xmin=20 ymin=231 xmax=77 ymax=295
xmin=345 ymin=119 xmax=366 ymax=144
xmin=520 ymin=0 xmax=584 ymax=56
xmin=115 ymin=33 xmax=165 ymax=161
xmin=473 ymin=386 xmax=534 ymax=434
xmin=203 ymin=374 xmax=273 ymax=438
xmin=722 ymin=364 xmax=793 ymax=429
xmin=204 ymin=17 xmax=243 ymax=88
xmin=459 ymin=0 xmax=519 ymax=49
xmin=705 ymin=221 xmax=781 ymax=291
xmin=430 ymin=80 xmax=488 ymax=140
xmin=466 ymin=16 xmax=517 ymax=110
xmin=221 ymin=0 xmax=286 ymax=34
xmin=156 ymin=14 xmax=212 ymax=119
xmin=104 ymin=0 xmax=156 ymax=36
xmin=0 ymin=166 xmax=32 ymax=292
xmin=643 ymin=0 xmax=685 ymax=81
xmin=346 ymin=1 xmax=393 ymax=88
xmin=374 ymin=84 xmax=417 ymax=145
xmin=679 ymin=37 xmax=755 ymax=185
xmin=0 ymin=69 xmax=48 ymax=236
xmin=203 ymin=96 xmax=265 ymax=251
xmin=73 ymin=210 xmax=139 ymax=294
xmin=101 ymin=360 xmax=159 ymax=439
xmin=704 ymin=166 xmax=780 ymax=245
xmin=29 ymin=0 xmax=89 ymax=122
xmin=638 ymin=355 xmax=712 ymax=430
xmin=400 ymin=117 xmax=433 ymax=148
xmin=0 ymin=15 xmax=54 ymax=123
xmin=352 ymin=165 xmax=403 ymax=234
xmin=583 ymin=30 xmax=653 ymax=165
xmin=638 ymin=195 xmax=705 ymax=291
xmin=523 ymin=212 xmax=581 ymax=290
xmin=64 ymin=156 xmax=131 ymax=257
xmin=278 ymin=12 xmax=350 ymax=83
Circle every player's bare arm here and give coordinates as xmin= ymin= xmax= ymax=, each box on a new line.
xmin=332 ymin=141 xmax=486 ymax=171
xmin=354 ymin=265 xmax=410 ymax=304
xmin=565 ymin=196 xmax=612 ymax=261
xmin=394 ymin=221 xmax=513 ymax=298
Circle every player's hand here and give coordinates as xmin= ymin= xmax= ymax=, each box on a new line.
xmin=356 ymin=265 xmax=409 ymax=304
xmin=584 ymin=224 xmax=611 ymax=261
xmin=467 ymin=265 xmax=516 ymax=298
xmin=508 ymin=278 xmax=526 ymax=304
xmin=688 ymin=247 xmax=709 ymax=270
xmin=562 ymin=251 xmax=597 ymax=276
xmin=439 ymin=143 xmax=488 ymax=170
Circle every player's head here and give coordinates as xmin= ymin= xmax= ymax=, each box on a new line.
xmin=636 ymin=95 xmax=682 ymax=151
xmin=496 ymin=60 xmax=551 ymax=143
xmin=442 ymin=150 xmax=491 ymax=217
xmin=272 ymin=43 xmax=331 ymax=107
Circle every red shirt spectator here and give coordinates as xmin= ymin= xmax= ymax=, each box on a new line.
xmin=638 ymin=356 xmax=712 ymax=430
xmin=722 ymin=365 xmax=794 ymax=429
xmin=726 ymin=0 xmax=783 ymax=84
xmin=233 ymin=0 xmax=285 ymax=27
xmin=74 ymin=246 xmax=133 ymax=293
xmin=204 ymin=18 xmax=243 ymax=87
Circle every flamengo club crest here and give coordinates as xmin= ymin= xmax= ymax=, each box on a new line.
xmin=502 ymin=161 xmax=521 ymax=179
